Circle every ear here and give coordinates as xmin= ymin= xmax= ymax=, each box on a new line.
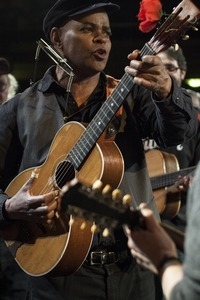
xmin=50 ymin=27 xmax=63 ymax=50
xmin=180 ymin=70 xmax=186 ymax=81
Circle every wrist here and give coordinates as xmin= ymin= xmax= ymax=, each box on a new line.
xmin=154 ymin=78 xmax=172 ymax=100
xmin=157 ymin=255 xmax=181 ymax=278
xmin=154 ymin=87 xmax=171 ymax=100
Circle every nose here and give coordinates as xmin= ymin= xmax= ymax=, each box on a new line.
xmin=93 ymin=31 xmax=108 ymax=44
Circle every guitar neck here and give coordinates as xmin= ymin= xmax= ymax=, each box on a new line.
xmin=68 ymin=44 xmax=155 ymax=169
xmin=150 ymin=166 xmax=196 ymax=190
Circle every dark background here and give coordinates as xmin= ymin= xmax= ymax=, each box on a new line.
xmin=0 ymin=0 xmax=199 ymax=92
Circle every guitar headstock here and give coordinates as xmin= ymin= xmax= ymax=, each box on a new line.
xmin=148 ymin=0 xmax=200 ymax=54
xmin=60 ymin=178 xmax=144 ymax=235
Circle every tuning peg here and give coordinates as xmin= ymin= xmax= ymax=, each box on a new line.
xmin=68 ymin=216 xmax=74 ymax=226
xmin=122 ymin=194 xmax=132 ymax=206
xmin=182 ymin=34 xmax=190 ymax=40
xmin=112 ymin=188 xmax=122 ymax=202
xmin=191 ymin=25 xmax=198 ymax=31
xmin=80 ymin=222 xmax=86 ymax=230
xmin=102 ymin=184 xmax=112 ymax=195
xmin=92 ymin=179 xmax=103 ymax=191
xmin=102 ymin=228 xmax=110 ymax=237
xmin=91 ymin=223 xmax=99 ymax=233
xmin=172 ymin=43 xmax=179 ymax=51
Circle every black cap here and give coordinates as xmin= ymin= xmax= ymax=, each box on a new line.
xmin=0 ymin=58 xmax=11 ymax=75
xmin=43 ymin=0 xmax=120 ymax=40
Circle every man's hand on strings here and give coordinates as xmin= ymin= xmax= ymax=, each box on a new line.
xmin=4 ymin=169 xmax=59 ymax=223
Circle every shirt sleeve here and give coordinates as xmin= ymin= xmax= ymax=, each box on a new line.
xmin=0 ymin=95 xmax=21 ymax=224
xmin=170 ymin=162 xmax=200 ymax=299
xmin=132 ymin=79 xmax=198 ymax=148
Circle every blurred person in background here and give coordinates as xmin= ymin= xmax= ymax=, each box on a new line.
xmin=186 ymin=89 xmax=200 ymax=109
xmin=0 ymin=57 xmax=19 ymax=104
xmin=157 ymin=46 xmax=200 ymax=108
xmin=144 ymin=45 xmax=200 ymax=233
xmin=0 ymin=57 xmax=26 ymax=300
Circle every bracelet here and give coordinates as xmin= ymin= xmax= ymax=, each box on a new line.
xmin=157 ymin=256 xmax=181 ymax=277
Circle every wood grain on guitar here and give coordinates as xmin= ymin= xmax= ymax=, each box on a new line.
xmin=1 ymin=0 xmax=199 ymax=277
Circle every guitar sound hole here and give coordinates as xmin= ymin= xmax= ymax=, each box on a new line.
xmin=55 ymin=161 xmax=75 ymax=189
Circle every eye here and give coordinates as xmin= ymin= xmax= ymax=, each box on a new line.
xmin=104 ymin=30 xmax=112 ymax=37
xmin=80 ymin=26 xmax=93 ymax=33
xmin=164 ymin=64 xmax=179 ymax=72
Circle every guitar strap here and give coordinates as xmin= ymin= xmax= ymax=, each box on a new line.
xmin=105 ymin=74 xmax=136 ymax=137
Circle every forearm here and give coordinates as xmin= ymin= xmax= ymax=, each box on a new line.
xmin=160 ymin=261 xmax=183 ymax=300
xmin=0 ymin=191 xmax=10 ymax=224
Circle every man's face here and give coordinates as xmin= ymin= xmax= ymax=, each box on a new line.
xmin=157 ymin=52 xmax=186 ymax=87
xmin=0 ymin=74 xmax=9 ymax=104
xmin=52 ymin=10 xmax=112 ymax=77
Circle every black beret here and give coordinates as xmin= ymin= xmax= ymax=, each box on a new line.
xmin=0 ymin=58 xmax=11 ymax=75
xmin=43 ymin=0 xmax=120 ymax=40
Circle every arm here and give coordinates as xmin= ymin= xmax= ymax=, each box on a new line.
xmin=125 ymin=205 xmax=183 ymax=300
xmin=161 ymin=264 xmax=183 ymax=299
xmin=0 ymin=98 xmax=58 ymax=226
xmin=125 ymin=50 xmax=198 ymax=148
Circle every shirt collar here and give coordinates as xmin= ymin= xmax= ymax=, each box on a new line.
xmin=38 ymin=66 xmax=108 ymax=95
xmin=38 ymin=66 xmax=66 ymax=94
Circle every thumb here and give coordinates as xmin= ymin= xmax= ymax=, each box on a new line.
xmin=139 ymin=204 xmax=159 ymax=231
xmin=22 ymin=168 xmax=40 ymax=192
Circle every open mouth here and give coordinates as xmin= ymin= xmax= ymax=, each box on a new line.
xmin=93 ymin=49 xmax=107 ymax=60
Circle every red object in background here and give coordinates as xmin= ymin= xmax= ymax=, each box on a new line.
xmin=137 ymin=0 xmax=162 ymax=33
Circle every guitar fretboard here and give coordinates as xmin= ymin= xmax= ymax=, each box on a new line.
xmin=150 ymin=166 xmax=196 ymax=189
xmin=67 ymin=44 xmax=155 ymax=169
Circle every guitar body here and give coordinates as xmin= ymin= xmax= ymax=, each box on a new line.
xmin=2 ymin=121 xmax=124 ymax=276
xmin=145 ymin=149 xmax=181 ymax=218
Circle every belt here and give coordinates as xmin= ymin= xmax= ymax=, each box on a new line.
xmin=86 ymin=250 xmax=130 ymax=266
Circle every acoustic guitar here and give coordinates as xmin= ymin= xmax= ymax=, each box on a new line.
xmin=1 ymin=0 xmax=199 ymax=276
xmin=145 ymin=149 xmax=196 ymax=218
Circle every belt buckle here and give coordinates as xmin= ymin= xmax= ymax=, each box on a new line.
xmin=90 ymin=251 xmax=117 ymax=265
